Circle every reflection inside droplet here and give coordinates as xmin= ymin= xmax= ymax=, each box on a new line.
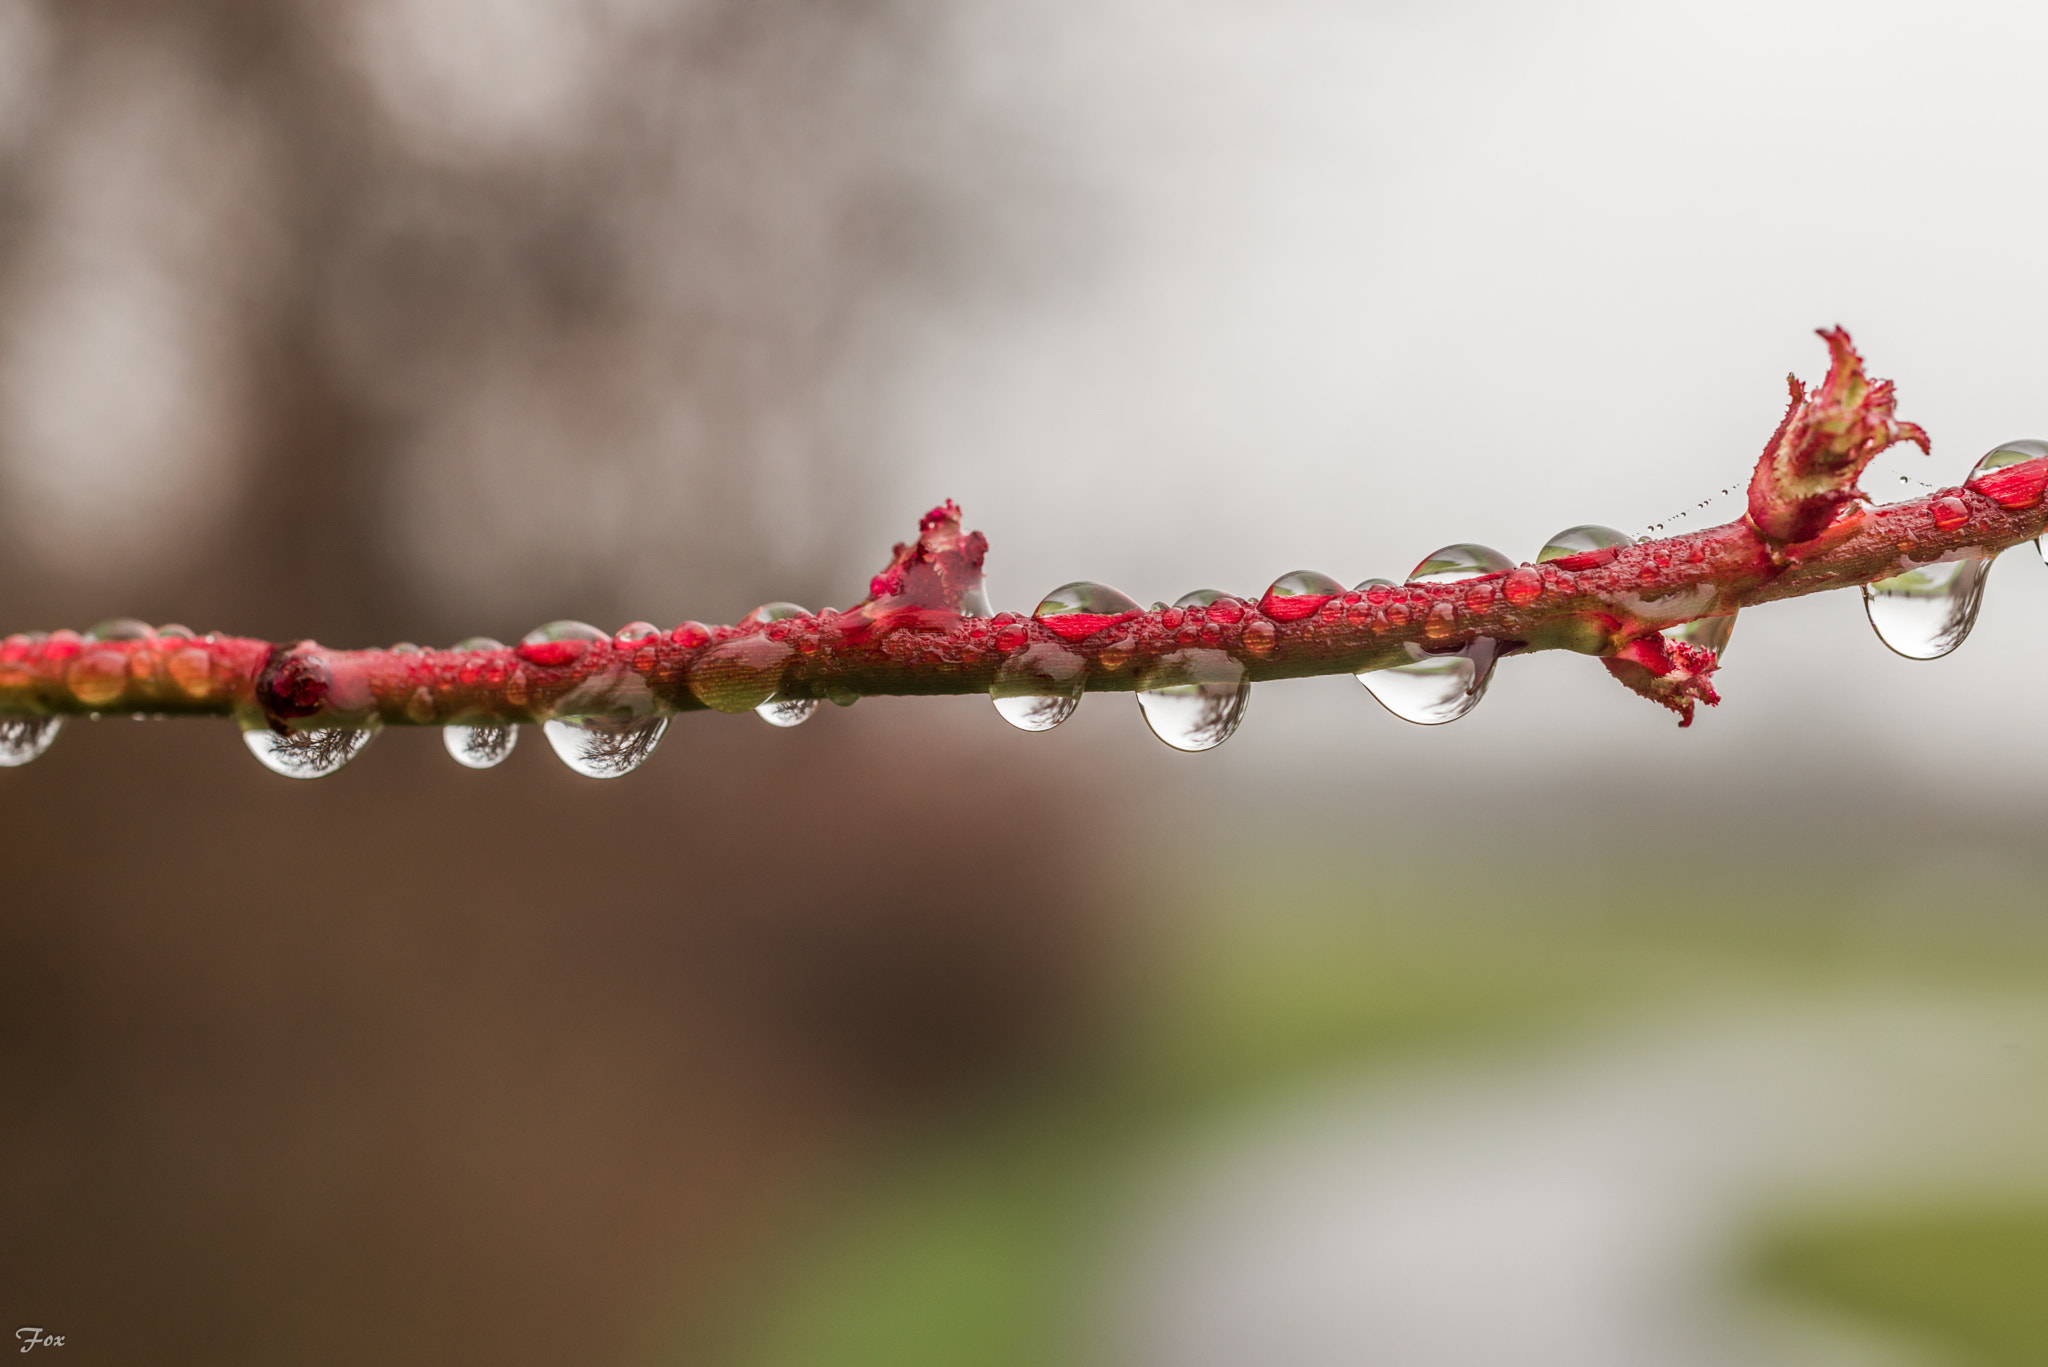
xmin=1863 ymin=555 xmax=1991 ymax=660
xmin=444 ymin=722 xmax=518 ymax=769
xmin=1136 ymin=650 xmax=1249 ymax=752
xmin=242 ymin=720 xmax=379 ymax=779
xmin=0 ymin=715 xmax=62 ymax=767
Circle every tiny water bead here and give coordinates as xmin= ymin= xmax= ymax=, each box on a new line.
xmin=1259 ymin=570 xmax=1344 ymax=623
xmin=1862 ymin=554 xmax=1991 ymax=660
xmin=444 ymin=722 xmax=518 ymax=769
xmin=1135 ymin=650 xmax=1250 ymax=752
xmin=1930 ymin=496 xmax=1970 ymax=531
xmin=241 ymin=720 xmax=379 ymax=780
xmin=756 ymin=696 xmax=819 ymax=728
xmin=990 ymin=640 xmax=1086 ymax=732
xmin=0 ymin=716 xmax=62 ymax=767
xmin=1536 ymin=525 xmax=1634 ymax=564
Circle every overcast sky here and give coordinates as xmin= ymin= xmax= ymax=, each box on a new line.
xmin=877 ymin=0 xmax=2048 ymax=803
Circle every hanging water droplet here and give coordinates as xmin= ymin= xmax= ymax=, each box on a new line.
xmin=241 ymin=720 xmax=379 ymax=779
xmin=542 ymin=634 xmax=668 ymax=777
xmin=542 ymin=715 xmax=667 ymax=778
xmin=1536 ymin=525 xmax=1634 ymax=563
xmin=1357 ymin=640 xmax=1498 ymax=725
xmin=444 ymin=722 xmax=518 ymax=769
xmin=1862 ymin=555 xmax=1990 ymax=660
xmin=757 ymin=696 xmax=819 ymax=728
xmin=1136 ymin=650 xmax=1249 ymax=752
xmin=0 ymin=715 xmax=62 ymax=767
xmin=1354 ymin=543 xmax=1514 ymax=724
xmin=1664 ymin=614 xmax=1735 ymax=659
xmin=1407 ymin=543 xmax=1515 ymax=583
xmin=991 ymin=640 xmax=1085 ymax=732
xmin=1259 ymin=571 xmax=1344 ymax=622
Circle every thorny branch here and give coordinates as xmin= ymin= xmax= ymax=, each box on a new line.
xmin=2 ymin=328 xmax=2043 ymax=743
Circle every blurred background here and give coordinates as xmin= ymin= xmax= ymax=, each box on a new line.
xmin=4 ymin=1 xmax=2048 ymax=1363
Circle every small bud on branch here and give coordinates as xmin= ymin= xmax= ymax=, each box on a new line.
xmin=0 ymin=328 xmax=2041 ymax=773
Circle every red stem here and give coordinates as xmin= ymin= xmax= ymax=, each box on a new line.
xmin=1 ymin=330 xmax=2038 ymax=734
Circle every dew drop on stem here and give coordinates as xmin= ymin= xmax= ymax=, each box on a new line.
xmin=1259 ymin=571 xmax=1344 ymax=623
xmin=1353 ymin=545 xmax=1511 ymax=725
xmin=1970 ymin=440 xmax=2048 ymax=567
xmin=1536 ymin=525 xmax=1634 ymax=563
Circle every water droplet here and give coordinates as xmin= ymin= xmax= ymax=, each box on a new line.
xmin=1136 ymin=650 xmax=1249 ymax=752
xmin=990 ymin=640 xmax=1085 ymax=732
xmin=242 ymin=721 xmax=379 ymax=779
xmin=1501 ymin=566 xmax=1543 ymax=606
xmin=742 ymin=602 xmax=809 ymax=626
xmin=1239 ymin=619 xmax=1277 ymax=657
xmin=0 ymin=716 xmax=62 ymax=767
xmin=517 ymin=620 xmax=605 ymax=668
xmin=1357 ymin=639 xmax=1499 ymax=725
xmin=156 ymin=624 xmax=196 ymax=640
xmin=1930 ymin=496 xmax=1970 ymax=531
xmin=1407 ymin=543 xmax=1515 ymax=583
xmin=614 ymin=621 xmax=660 ymax=643
xmin=84 ymin=618 xmax=155 ymax=643
xmin=1032 ymin=582 xmax=1139 ymax=642
xmin=544 ymin=650 xmax=668 ymax=777
xmin=1535 ymin=525 xmax=1634 ymax=564
xmin=542 ymin=715 xmax=667 ymax=778
xmin=1259 ymin=571 xmax=1344 ymax=622
xmin=166 ymin=646 xmax=213 ymax=699
xmin=1173 ymin=589 xmax=1227 ymax=609
xmin=689 ymin=636 xmax=793 ymax=713
xmin=405 ymin=687 xmax=436 ymax=724
xmin=1862 ymin=555 xmax=1990 ymax=660
xmin=444 ymin=722 xmax=518 ymax=769
xmin=1970 ymin=439 xmax=2048 ymax=476
xmin=1968 ymin=442 xmax=2048 ymax=559
xmin=757 ymin=696 xmax=819 ymax=728
xmin=66 ymin=651 xmax=129 ymax=707
xmin=960 ymin=582 xmax=993 ymax=618
xmin=1664 ymin=614 xmax=1735 ymax=659
xmin=391 ymin=641 xmax=423 ymax=655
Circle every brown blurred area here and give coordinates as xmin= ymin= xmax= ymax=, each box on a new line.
xmin=0 ymin=4 xmax=1118 ymax=1363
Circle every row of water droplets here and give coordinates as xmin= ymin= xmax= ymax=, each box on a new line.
xmin=1860 ymin=439 xmax=2048 ymax=659
xmin=253 ymin=606 xmax=831 ymax=781
xmin=1 ymin=603 xmax=833 ymax=778
xmin=988 ymin=518 xmax=1738 ymax=749
xmin=0 ymin=617 xmax=192 ymax=768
